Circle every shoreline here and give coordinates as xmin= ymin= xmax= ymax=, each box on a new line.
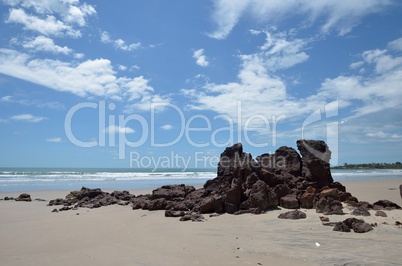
xmin=0 ymin=179 xmax=401 ymax=265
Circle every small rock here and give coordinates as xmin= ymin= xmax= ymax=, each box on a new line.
xmin=52 ymin=208 xmax=58 ymax=213
xmin=351 ymin=207 xmax=371 ymax=216
xmin=35 ymin=198 xmax=46 ymax=202
xmin=375 ymin=210 xmax=387 ymax=217
xmin=320 ymin=216 xmax=329 ymax=222
xmin=278 ymin=210 xmax=307 ymax=220
xmin=372 ymin=200 xmax=401 ymax=210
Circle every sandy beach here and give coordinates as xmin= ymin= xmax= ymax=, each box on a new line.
xmin=0 ymin=179 xmax=401 ymax=266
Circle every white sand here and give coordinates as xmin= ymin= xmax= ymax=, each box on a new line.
xmin=0 ymin=179 xmax=401 ymax=266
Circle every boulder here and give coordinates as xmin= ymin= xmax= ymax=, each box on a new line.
xmin=298 ymin=187 xmax=316 ymax=209
xmin=278 ymin=210 xmax=307 ymax=219
xmin=351 ymin=207 xmax=371 ymax=216
xmin=280 ymin=194 xmax=300 ymax=209
xmin=15 ymin=193 xmax=31 ymax=202
xmin=316 ymin=197 xmax=343 ymax=215
xmin=372 ymin=200 xmax=401 ymax=210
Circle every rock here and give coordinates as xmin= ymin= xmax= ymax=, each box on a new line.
xmin=180 ymin=212 xmax=205 ymax=222
xmin=320 ymin=216 xmax=329 ymax=222
xmin=296 ymin=139 xmax=333 ymax=188
xmin=111 ymin=190 xmax=135 ymax=201
xmin=351 ymin=207 xmax=371 ymax=216
xmin=372 ymin=200 xmax=401 ymax=210
xmin=343 ymin=218 xmax=373 ymax=233
xmin=319 ymin=188 xmax=339 ymax=200
xmin=333 ymin=222 xmax=351 ymax=232
xmin=375 ymin=210 xmax=387 ymax=217
xmin=331 ymin=218 xmax=373 ymax=233
xmin=316 ymin=197 xmax=343 ymax=215
xmin=35 ymin=198 xmax=46 ymax=202
xmin=15 ymin=193 xmax=31 ymax=202
xmin=151 ymin=185 xmax=195 ymax=200
xmin=280 ymin=194 xmax=300 ymax=209
xmin=298 ymin=187 xmax=316 ymax=209
xmin=278 ymin=210 xmax=307 ymax=219
xmin=352 ymin=221 xmax=373 ymax=233
xmin=239 ymin=180 xmax=278 ymax=212
xmin=51 ymin=208 xmax=58 ymax=213
xmin=165 ymin=210 xmax=186 ymax=217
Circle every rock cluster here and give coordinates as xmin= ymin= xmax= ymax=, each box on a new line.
xmin=47 ymin=140 xmax=401 ymax=231
xmin=48 ymin=187 xmax=135 ymax=211
xmin=128 ymin=140 xmax=356 ymax=218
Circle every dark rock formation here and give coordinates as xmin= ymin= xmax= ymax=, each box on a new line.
xmin=278 ymin=210 xmax=307 ymax=219
xmin=47 ymin=140 xmax=378 ymax=224
xmin=15 ymin=193 xmax=31 ymax=202
xmin=333 ymin=218 xmax=373 ymax=233
xmin=400 ymin=184 xmax=402 ymax=199
xmin=372 ymin=200 xmax=401 ymax=210
xmin=296 ymin=140 xmax=333 ymax=188
xmin=48 ymin=187 xmax=135 ymax=210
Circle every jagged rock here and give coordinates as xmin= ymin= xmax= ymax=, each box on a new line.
xmin=332 ymin=218 xmax=373 ymax=233
xmin=15 ymin=193 xmax=31 ymax=202
xmin=375 ymin=210 xmax=387 ymax=217
xmin=278 ymin=210 xmax=306 ymax=219
xmin=372 ymin=200 xmax=401 ymax=210
xmin=351 ymin=207 xmax=371 ymax=216
xmin=151 ymin=185 xmax=195 ymax=200
xmin=333 ymin=222 xmax=351 ymax=232
xmin=111 ymin=190 xmax=135 ymax=201
xmin=46 ymin=141 xmax=372 ymax=220
xmin=239 ymin=180 xmax=278 ymax=212
xmin=343 ymin=218 xmax=373 ymax=233
xmin=280 ymin=194 xmax=300 ymax=209
xmin=298 ymin=187 xmax=316 ymax=209
xmin=296 ymin=140 xmax=333 ymax=188
xmin=316 ymin=197 xmax=343 ymax=215
xmin=319 ymin=188 xmax=339 ymax=200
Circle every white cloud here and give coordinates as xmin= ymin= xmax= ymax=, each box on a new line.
xmin=161 ymin=124 xmax=173 ymax=130
xmin=22 ymin=36 xmax=73 ymax=55
xmin=209 ymin=0 xmax=393 ymax=39
xmin=10 ymin=114 xmax=47 ymax=123
xmin=46 ymin=137 xmax=62 ymax=142
xmin=1 ymin=95 xmax=13 ymax=102
xmin=349 ymin=61 xmax=364 ymax=70
xmin=103 ymin=125 xmax=135 ymax=134
xmin=388 ymin=37 xmax=402 ymax=51
xmin=6 ymin=8 xmax=81 ymax=38
xmin=101 ymin=31 xmax=141 ymax=52
xmin=317 ymin=43 xmax=402 ymax=118
xmin=0 ymin=49 xmax=166 ymax=109
xmin=366 ymin=131 xmax=402 ymax=140
xmin=3 ymin=0 xmax=96 ymax=26
xmin=251 ymin=30 xmax=309 ymax=71
xmin=193 ymin=49 xmax=209 ymax=67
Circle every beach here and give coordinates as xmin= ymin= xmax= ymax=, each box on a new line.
xmin=0 ymin=178 xmax=401 ymax=266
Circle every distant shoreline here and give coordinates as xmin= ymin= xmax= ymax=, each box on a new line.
xmin=332 ymin=162 xmax=402 ymax=170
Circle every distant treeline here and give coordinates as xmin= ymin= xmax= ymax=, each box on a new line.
xmin=332 ymin=162 xmax=402 ymax=169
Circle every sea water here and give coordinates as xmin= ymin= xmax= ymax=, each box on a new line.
xmin=0 ymin=168 xmax=401 ymax=192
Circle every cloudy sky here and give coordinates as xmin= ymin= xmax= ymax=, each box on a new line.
xmin=1 ymin=0 xmax=402 ymax=168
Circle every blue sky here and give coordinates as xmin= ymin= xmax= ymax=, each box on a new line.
xmin=1 ymin=0 xmax=402 ymax=168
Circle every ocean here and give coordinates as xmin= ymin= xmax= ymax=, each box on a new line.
xmin=0 ymin=168 xmax=401 ymax=192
